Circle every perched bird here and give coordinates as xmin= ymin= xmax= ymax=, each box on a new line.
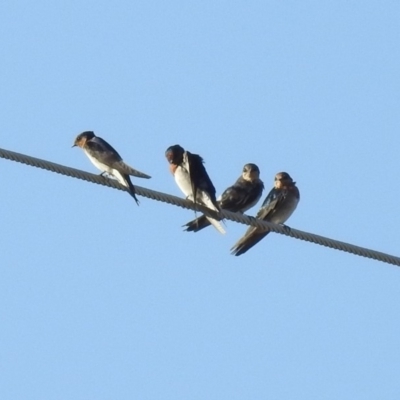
xmin=183 ymin=163 xmax=264 ymax=232
xmin=73 ymin=131 xmax=151 ymax=205
xmin=231 ymin=172 xmax=300 ymax=256
xmin=165 ymin=144 xmax=225 ymax=234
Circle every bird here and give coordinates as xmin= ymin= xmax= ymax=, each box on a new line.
xmin=73 ymin=131 xmax=151 ymax=205
xmin=231 ymin=172 xmax=299 ymax=256
xmin=183 ymin=163 xmax=264 ymax=233
xmin=165 ymin=144 xmax=225 ymax=234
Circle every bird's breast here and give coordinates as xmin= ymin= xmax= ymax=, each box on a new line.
xmin=174 ymin=166 xmax=193 ymax=199
xmin=169 ymin=164 xmax=178 ymax=175
xmin=84 ymin=149 xmax=112 ymax=173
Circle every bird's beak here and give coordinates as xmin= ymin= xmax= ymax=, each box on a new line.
xmin=72 ymin=144 xmax=76 ymax=148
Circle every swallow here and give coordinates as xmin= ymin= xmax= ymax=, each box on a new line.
xmin=183 ymin=163 xmax=264 ymax=233
xmin=73 ymin=131 xmax=151 ymax=205
xmin=231 ymin=172 xmax=300 ymax=256
xmin=165 ymin=144 xmax=225 ymax=234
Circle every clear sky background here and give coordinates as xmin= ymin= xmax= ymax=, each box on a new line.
xmin=1 ymin=1 xmax=399 ymax=399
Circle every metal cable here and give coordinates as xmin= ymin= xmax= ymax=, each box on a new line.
xmin=1 ymin=146 xmax=399 ymax=267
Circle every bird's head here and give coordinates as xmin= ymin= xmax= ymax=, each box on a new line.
xmin=73 ymin=131 xmax=95 ymax=148
xmin=242 ymin=163 xmax=260 ymax=182
xmin=165 ymin=144 xmax=185 ymax=165
xmin=274 ymin=172 xmax=294 ymax=189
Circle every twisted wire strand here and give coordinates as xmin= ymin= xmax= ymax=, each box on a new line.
xmin=1 ymin=146 xmax=399 ymax=267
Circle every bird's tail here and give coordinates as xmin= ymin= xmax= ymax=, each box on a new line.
xmin=112 ymin=170 xmax=140 ymax=205
xmin=123 ymin=175 xmax=140 ymax=205
xmin=230 ymin=228 xmax=270 ymax=256
xmin=205 ymin=216 xmax=226 ymax=234
xmin=183 ymin=215 xmax=211 ymax=232
xmin=200 ymin=197 xmax=226 ymax=234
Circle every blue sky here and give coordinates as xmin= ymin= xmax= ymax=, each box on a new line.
xmin=1 ymin=1 xmax=400 ymax=399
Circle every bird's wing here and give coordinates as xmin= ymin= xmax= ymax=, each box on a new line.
xmin=184 ymin=151 xmax=224 ymax=233
xmin=255 ymin=187 xmax=286 ymax=220
xmin=113 ymin=161 xmax=151 ymax=179
xmin=230 ymin=187 xmax=285 ymax=255
xmin=220 ymin=179 xmax=264 ymax=212
xmin=88 ymin=138 xmax=151 ymax=179
xmin=186 ymin=152 xmax=217 ymax=206
xmin=200 ymin=193 xmax=226 ymax=234
xmin=86 ymin=137 xmax=123 ymax=163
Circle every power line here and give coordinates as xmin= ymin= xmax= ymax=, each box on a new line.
xmin=1 ymin=146 xmax=399 ymax=267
